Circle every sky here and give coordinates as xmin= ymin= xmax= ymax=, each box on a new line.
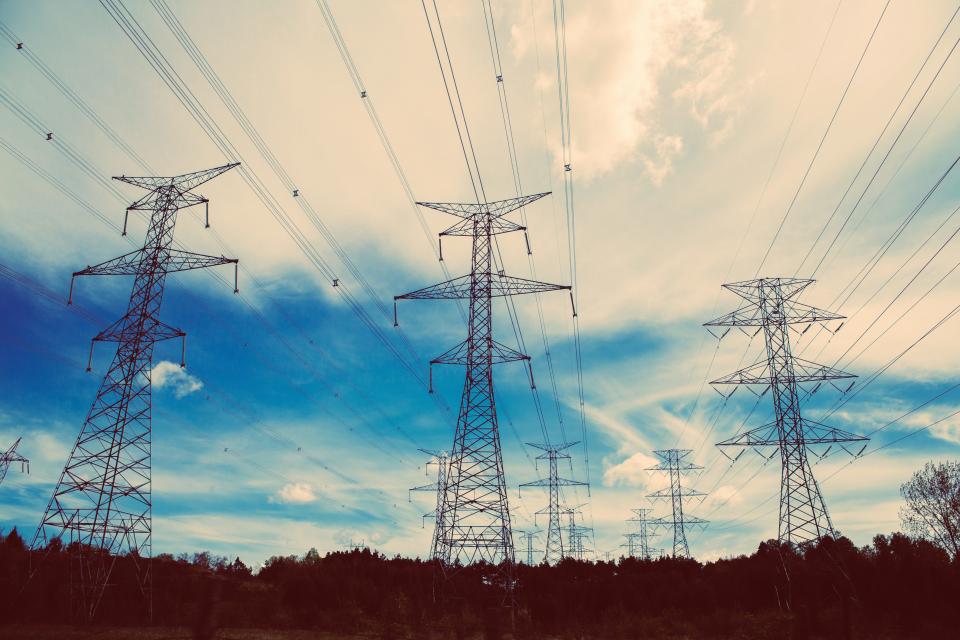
xmin=2 ymin=0 xmax=960 ymax=567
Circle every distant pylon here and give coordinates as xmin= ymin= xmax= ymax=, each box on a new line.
xmin=515 ymin=530 xmax=542 ymax=565
xmin=518 ymin=441 xmax=587 ymax=564
xmin=32 ymin=163 xmax=240 ymax=621
xmin=0 ymin=437 xmax=29 ymax=486
xmin=647 ymin=449 xmax=708 ymax=558
xmin=565 ymin=509 xmax=592 ymax=561
xmin=409 ymin=448 xmax=449 ymax=559
xmin=395 ymin=193 xmax=570 ymax=568
xmin=623 ymin=508 xmax=657 ymax=559
xmin=706 ymin=278 xmax=868 ymax=544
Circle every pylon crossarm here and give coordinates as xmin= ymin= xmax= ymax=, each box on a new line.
xmin=525 ymin=441 xmax=579 ymax=455
xmin=417 ymin=192 xmax=549 ymax=219
xmin=647 ymin=487 xmax=706 ymax=499
xmin=73 ymin=249 xmax=145 ymax=277
xmin=93 ymin=317 xmax=184 ymax=344
xmin=431 ymin=339 xmax=529 ymax=365
xmin=723 ymin=277 xmax=813 ymax=302
xmin=711 ymin=358 xmax=854 ymax=385
xmin=164 ymin=249 xmax=238 ymax=274
xmin=114 ymin=161 xmax=239 ymax=193
xmin=716 ymin=421 xmax=779 ymax=447
xmin=396 ymin=273 xmax=569 ymax=300
xmin=441 ymin=216 xmax=525 ymax=237
xmin=706 ymin=301 xmax=845 ymax=327
xmin=798 ymin=419 xmax=870 ymax=445
xmin=783 ymin=302 xmax=845 ymax=324
xmin=705 ymin=304 xmax=764 ymax=327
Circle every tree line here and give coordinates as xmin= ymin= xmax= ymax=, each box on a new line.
xmin=1 ymin=460 xmax=958 ymax=638
xmin=1 ymin=529 xmax=958 ymax=638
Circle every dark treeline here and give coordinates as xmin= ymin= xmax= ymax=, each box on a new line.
xmin=1 ymin=528 xmax=958 ymax=638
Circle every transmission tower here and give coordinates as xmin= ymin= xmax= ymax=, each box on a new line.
xmin=518 ymin=441 xmax=587 ymax=564
xmin=647 ymin=449 xmax=708 ymax=558
xmin=565 ymin=509 xmax=592 ymax=561
xmin=623 ymin=508 xmax=657 ymax=559
xmin=409 ymin=449 xmax=449 ymax=560
xmin=32 ymin=163 xmax=240 ymax=621
xmin=706 ymin=278 xmax=868 ymax=544
xmin=0 ymin=437 xmax=29 ymax=486
xmin=394 ymin=193 xmax=569 ymax=567
xmin=515 ymin=530 xmax=542 ymax=565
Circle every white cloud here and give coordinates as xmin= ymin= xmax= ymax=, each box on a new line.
xmin=704 ymin=484 xmax=743 ymax=509
xmin=270 ymin=482 xmax=317 ymax=505
xmin=602 ymin=451 xmax=659 ymax=487
xmin=152 ymin=360 xmax=203 ymax=398
xmin=538 ymin=0 xmax=741 ymax=181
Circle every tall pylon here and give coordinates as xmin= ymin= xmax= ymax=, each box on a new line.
xmin=394 ymin=193 xmax=569 ymax=567
xmin=0 ymin=437 xmax=29 ymax=486
xmin=647 ymin=449 xmax=708 ymax=558
xmin=515 ymin=530 xmax=542 ymax=565
xmin=518 ymin=441 xmax=587 ymax=564
xmin=409 ymin=449 xmax=449 ymax=560
xmin=706 ymin=278 xmax=868 ymax=544
xmin=32 ymin=163 xmax=240 ymax=620
xmin=622 ymin=508 xmax=657 ymax=560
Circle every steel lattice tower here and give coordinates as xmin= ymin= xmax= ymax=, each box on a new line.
xmin=565 ymin=510 xmax=592 ymax=561
xmin=706 ymin=278 xmax=868 ymax=544
xmin=515 ymin=530 xmax=542 ymax=565
xmin=647 ymin=449 xmax=708 ymax=558
xmin=518 ymin=441 xmax=587 ymax=564
xmin=395 ymin=193 xmax=569 ymax=567
xmin=622 ymin=508 xmax=656 ymax=560
xmin=0 ymin=437 xmax=30 ymax=487
xmin=409 ymin=449 xmax=449 ymax=560
xmin=32 ymin=163 xmax=240 ymax=620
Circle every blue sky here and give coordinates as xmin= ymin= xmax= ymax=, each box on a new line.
xmin=3 ymin=0 xmax=960 ymax=566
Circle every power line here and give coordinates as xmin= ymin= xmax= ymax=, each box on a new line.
xmin=756 ymin=0 xmax=891 ymax=275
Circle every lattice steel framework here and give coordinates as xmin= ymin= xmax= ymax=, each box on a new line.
xmin=647 ymin=449 xmax=708 ymax=558
xmin=0 ymin=437 xmax=30 ymax=487
xmin=706 ymin=278 xmax=868 ymax=544
xmin=622 ymin=507 xmax=657 ymax=560
xmin=32 ymin=163 xmax=240 ymax=621
xmin=518 ymin=441 xmax=587 ymax=564
xmin=395 ymin=193 xmax=569 ymax=567
xmin=566 ymin=509 xmax=592 ymax=561
xmin=409 ymin=448 xmax=449 ymax=560
xmin=515 ymin=530 xmax=542 ymax=565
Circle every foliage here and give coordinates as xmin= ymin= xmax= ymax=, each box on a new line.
xmin=900 ymin=460 xmax=960 ymax=560
xmin=2 ymin=528 xmax=959 ymax=638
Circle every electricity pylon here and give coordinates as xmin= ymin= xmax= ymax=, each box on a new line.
xmin=0 ymin=437 xmax=29 ymax=486
xmin=706 ymin=278 xmax=868 ymax=544
xmin=32 ymin=163 xmax=240 ymax=621
xmin=565 ymin=509 xmax=592 ymax=561
xmin=518 ymin=441 xmax=587 ymax=564
xmin=515 ymin=530 xmax=542 ymax=565
xmin=394 ymin=193 xmax=569 ymax=567
xmin=409 ymin=448 xmax=449 ymax=560
xmin=647 ymin=449 xmax=708 ymax=558
xmin=623 ymin=508 xmax=656 ymax=559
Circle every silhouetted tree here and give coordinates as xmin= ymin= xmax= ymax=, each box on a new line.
xmin=900 ymin=460 xmax=960 ymax=559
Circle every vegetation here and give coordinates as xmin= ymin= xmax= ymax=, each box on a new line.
xmin=2 ymin=527 xmax=959 ymax=639
xmin=899 ymin=460 xmax=960 ymax=560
